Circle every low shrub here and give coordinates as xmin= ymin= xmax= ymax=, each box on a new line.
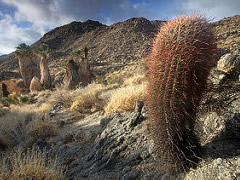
xmin=0 ymin=148 xmax=65 ymax=179
xmin=28 ymin=122 xmax=58 ymax=140
xmin=104 ymin=83 xmax=145 ymax=114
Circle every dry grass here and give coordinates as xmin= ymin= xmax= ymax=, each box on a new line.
xmin=37 ymin=88 xmax=73 ymax=114
xmin=0 ymin=148 xmax=65 ymax=180
xmin=104 ymin=83 xmax=145 ymax=114
xmin=28 ymin=122 xmax=58 ymax=140
xmin=70 ymin=84 xmax=108 ymax=113
xmin=122 ymin=74 xmax=145 ymax=86
xmin=0 ymin=105 xmax=35 ymax=145
xmin=36 ymin=83 xmax=119 ymax=115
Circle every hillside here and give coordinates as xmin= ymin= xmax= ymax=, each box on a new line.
xmin=1 ymin=15 xmax=240 ymax=81
xmin=0 ymin=17 xmax=164 ymax=81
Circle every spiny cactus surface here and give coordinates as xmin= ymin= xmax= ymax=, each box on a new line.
xmin=146 ymin=15 xmax=216 ymax=172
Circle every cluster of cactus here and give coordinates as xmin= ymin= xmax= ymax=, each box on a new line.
xmin=146 ymin=15 xmax=216 ymax=172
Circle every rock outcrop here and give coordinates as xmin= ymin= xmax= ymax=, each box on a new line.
xmin=29 ymin=76 xmax=42 ymax=92
xmin=217 ymin=53 xmax=240 ymax=79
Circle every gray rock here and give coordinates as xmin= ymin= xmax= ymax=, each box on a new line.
xmin=208 ymin=68 xmax=228 ymax=85
xmin=217 ymin=53 xmax=240 ymax=79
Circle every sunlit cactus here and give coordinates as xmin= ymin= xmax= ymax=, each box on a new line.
xmin=146 ymin=15 xmax=216 ymax=172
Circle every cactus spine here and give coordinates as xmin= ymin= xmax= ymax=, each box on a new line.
xmin=146 ymin=15 xmax=216 ymax=172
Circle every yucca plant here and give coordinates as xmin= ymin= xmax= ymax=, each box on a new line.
xmin=72 ymin=50 xmax=82 ymax=58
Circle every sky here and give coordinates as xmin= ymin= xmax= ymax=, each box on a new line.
xmin=0 ymin=0 xmax=239 ymax=55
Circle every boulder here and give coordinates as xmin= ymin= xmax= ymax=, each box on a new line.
xmin=208 ymin=68 xmax=228 ymax=85
xmin=217 ymin=53 xmax=240 ymax=79
xmin=29 ymin=76 xmax=42 ymax=92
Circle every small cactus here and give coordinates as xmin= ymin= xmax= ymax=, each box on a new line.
xmin=146 ymin=15 xmax=216 ymax=172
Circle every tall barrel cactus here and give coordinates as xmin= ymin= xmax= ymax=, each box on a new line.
xmin=146 ymin=15 xmax=216 ymax=172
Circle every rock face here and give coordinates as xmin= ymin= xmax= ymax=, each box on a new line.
xmin=54 ymin=109 xmax=170 ymax=179
xmin=217 ymin=53 xmax=240 ymax=79
xmin=29 ymin=76 xmax=42 ymax=92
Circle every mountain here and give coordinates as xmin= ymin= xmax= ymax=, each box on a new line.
xmin=0 ymin=15 xmax=240 ymax=81
xmin=0 ymin=17 xmax=164 ymax=81
xmin=0 ymin=53 xmax=13 ymax=61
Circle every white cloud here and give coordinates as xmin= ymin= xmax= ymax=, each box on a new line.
xmin=178 ymin=0 xmax=240 ymax=21
xmin=0 ymin=0 xmax=155 ymax=55
xmin=0 ymin=0 xmax=239 ymax=55
xmin=0 ymin=13 xmax=40 ymax=55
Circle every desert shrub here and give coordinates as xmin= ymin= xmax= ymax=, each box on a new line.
xmin=0 ymin=93 xmax=31 ymax=106
xmin=37 ymin=88 xmax=73 ymax=114
xmin=122 ymin=74 xmax=145 ymax=86
xmin=0 ymin=106 xmax=33 ymax=145
xmin=28 ymin=122 xmax=58 ymax=140
xmin=104 ymin=83 xmax=145 ymax=114
xmin=146 ymin=15 xmax=216 ymax=172
xmin=70 ymin=84 xmax=108 ymax=113
xmin=36 ymin=83 xmax=117 ymax=115
xmin=95 ymin=75 xmax=105 ymax=84
xmin=0 ymin=148 xmax=65 ymax=179
xmin=106 ymin=73 xmax=124 ymax=85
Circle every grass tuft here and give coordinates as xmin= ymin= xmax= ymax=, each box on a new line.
xmin=104 ymin=83 xmax=145 ymax=114
xmin=0 ymin=148 xmax=65 ymax=180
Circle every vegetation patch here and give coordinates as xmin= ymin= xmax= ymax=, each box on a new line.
xmin=104 ymin=83 xmax=145 ymax=114
xmin=0 ymin=148 xmax=65 ymax=180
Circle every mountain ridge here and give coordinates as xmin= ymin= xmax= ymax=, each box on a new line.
xmin=0 ymin=15 xmax=239 ymax=81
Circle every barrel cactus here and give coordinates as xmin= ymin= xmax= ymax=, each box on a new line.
xmin=146 ymin=15 xmax=216 ymax=172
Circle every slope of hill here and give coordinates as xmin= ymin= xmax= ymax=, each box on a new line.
xmin=0 ymin=17 xmax=164 ymax=80
xmin=0 ymin=15 xmax=239 ymax=80
xmin=213 ymin=15 xmax=240 ymax=55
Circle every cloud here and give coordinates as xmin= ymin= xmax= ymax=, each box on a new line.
xmin=0 ymin=12 xmax=40 ymax=54
xmin=0 ymin=0 xmax=239 ymax=55
xmin=178 ymin=0 xmax=240 ymax=21
xmin=0 ymin=0 xmax=156 ymax=55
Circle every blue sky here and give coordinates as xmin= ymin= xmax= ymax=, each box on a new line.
xmin=0 ymin=0 xmax=239 ymax=55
